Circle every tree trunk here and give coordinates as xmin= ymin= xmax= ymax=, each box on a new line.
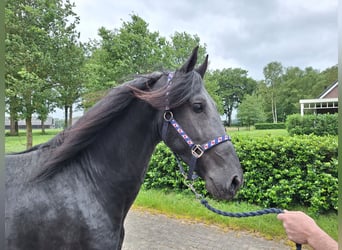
xmin=41 ymin=119 xmax=46 ymax=134
xmin=271 ymin=85 xmax=277 ymax=123
xmin=271 ymin=91 xmax=277 ymax=123
xmin=225 ymin=104 xmax=233 ymax=127
xmin=227 ymin=113 xmax=232 ymax=127
xmin=64 ymin=105 xmax=69 ymax=128
xmin=9 ymin=115 xmax=18 ymax=136
xmin=68 ymin=105 xmax=73 ymax=127
xmin=26 ymin=116 xmax=33 ymax=149
xmin=274 ymin=100 xmax=277 ymax=123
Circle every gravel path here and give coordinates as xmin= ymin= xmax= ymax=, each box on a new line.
xmin=122 ymin=209 xmax=293 ymax=250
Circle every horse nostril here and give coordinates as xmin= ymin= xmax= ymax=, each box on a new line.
xmin=230 ymin=175 xmax=241 ymax=191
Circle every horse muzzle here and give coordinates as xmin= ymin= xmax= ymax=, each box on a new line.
xmin=206 ymin=173 xmax=243 ymax=200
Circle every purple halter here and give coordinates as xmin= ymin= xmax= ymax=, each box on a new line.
xmin=161 ymin=72 xmax=231 ymax=180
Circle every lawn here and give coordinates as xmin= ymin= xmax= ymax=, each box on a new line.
xmin=134 ymin=188 xmax=337 ymax=242
xmin=227 ymin=126 xmax=289 ymax=137
xmin=5 ymin=129 xmax=62 ymax=153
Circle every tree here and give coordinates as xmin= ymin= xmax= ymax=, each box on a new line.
xmin=97 ymin=14 xmax=167 ymax=81
xmin=203 ymin=77 xmax=223 ymax=114
xmin=167 ymin=32 xmax=207 ymax=68
xmin=207 ymin=68 xmax=257 ymax=126
xmin=82 ymin=14 xmax=208 ymax=108
xmin=5 ymin=0 xmax=82 ymax=146
xmin=5 ymin=0 xmax=55 ymax=143
xmin=237 ymin=94 xmax=266 ymax=127
xmin=312 ymin=65 xmax=338 ymax=96
xmin=44 ymin=0 xmax=83 ymax=128
xmin=263 ymin=62 xmax=283 ymax=123
xmin=81 ymin=14 xmax=168 ymax=108
xmin=51 ymin=42 xmax=84 ymax=127
xmin=15 ymin=69 xmax=50 ymax=147
xmin=277 ymin=66 xmax=320 ymax=120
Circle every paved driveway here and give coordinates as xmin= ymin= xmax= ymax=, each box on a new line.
xmin=123 ymin=209 xmax=293 ymax=250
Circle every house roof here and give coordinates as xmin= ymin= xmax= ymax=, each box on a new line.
xmin=318 ymin=80 xmax=338 ymax=99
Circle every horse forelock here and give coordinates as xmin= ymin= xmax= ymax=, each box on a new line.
xmin=132 ymin=70 xmax=203 ymax=110
xmin=33 ymin=72 xmax=164 ymax=181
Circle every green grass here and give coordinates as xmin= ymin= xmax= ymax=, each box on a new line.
xmin=5 ymin=128 xmax=337 ymax=243
xmin=227 ymin=127 xmax=289 ymax=137
xmin=134 ymin=188 xmax=337 ymax=242
xmin=5 ymin=129 xmax=62 ymax=153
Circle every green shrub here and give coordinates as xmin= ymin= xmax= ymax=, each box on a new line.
xmin=144 ymin=135 xmax=338 ymax=214
xmin=255 ymin=123 xmax=286 ymax=130
xmin=145 ymin=143 xmax=207 ymax=195
xmin=233 ymin=135 xmax=337 ymax=214
xmin=286 ymin=114 xmax=338 ymax=136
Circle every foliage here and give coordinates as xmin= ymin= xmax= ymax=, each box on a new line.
xmin=286 ymin=114 xmax=338 ymax=136
xmin=144 ymin=135 xmax=337 ymax=214
xmin=254 ymin=123 xmax=285 ymax=130
xmin=52 ymin=42 xmax=85 ymax=127
xmin=144 ymin=143 xmax=207 ymax=195
xmin=257 ymin=64 xmax=337 ymax=123
xmin=167 ymin=32 xmax=207 ymax=68
xmin=82 ymin=14 xmax=208 ymax=107
xmin=237 ymin=94 xmax=266 ymax=126
xmin=263 ymin=62 xmax=283 ymax=123
xmin=206 ymin=68 xmax=257 ymax=126
xmin=5 ymin=131 xmax=337 ymax=240
xmin=5 ymin=0 xmax=83 ymax=143
xmin=6 ymin=4 xmax=338 ymax=148
xmin=234 ymin=135 xmax=337 ymax=214
xmin=95 ymin=14 xmax=167 ymax=82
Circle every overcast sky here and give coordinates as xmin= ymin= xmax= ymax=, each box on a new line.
xmin=53 ymin=0 xmax=338 ymax=118
xmin=73 ymin=0 xmax=337 ymax=81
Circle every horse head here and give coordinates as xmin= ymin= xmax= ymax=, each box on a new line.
xmin=156 ymin=47 xmax=243 ymax=200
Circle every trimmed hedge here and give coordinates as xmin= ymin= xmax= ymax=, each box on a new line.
xmin=144 ymin=144 xmax=207 ymax=195
xmin=233 ymin=135 xmax=337 ymax=214
xmin=144 ymin=135 xmax=338 ymax=214
xmin=286 ymin=113 xmax=338 ymax=136
xmin=255 ymin=123 xmax=286 ymax=130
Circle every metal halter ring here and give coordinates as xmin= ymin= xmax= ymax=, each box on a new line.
xmin=191 ymin=144 xmax=204 ymax=158
xmin=163 ymin=111 xmax=173 ymax=122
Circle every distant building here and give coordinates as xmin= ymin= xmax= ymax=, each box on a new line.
xmin=5 ymin=117 xmax=55 ymax=130
xmin=299 ymin=81 xmax=338 ymax=116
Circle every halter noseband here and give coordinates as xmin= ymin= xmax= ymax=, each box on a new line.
xmin=161 ymin=72 xmax=231 ymax=180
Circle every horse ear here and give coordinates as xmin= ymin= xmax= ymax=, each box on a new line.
xmin=195 ymin=55 xmax=208 ymax=78
xmin=179 ymin=46 xmax=198 ymax=73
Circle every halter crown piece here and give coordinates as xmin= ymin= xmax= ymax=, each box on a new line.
xmin=161 ymin=72 xmax=231 ymax=180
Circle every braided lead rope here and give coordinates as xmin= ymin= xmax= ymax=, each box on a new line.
xmin=174 ymin=155 xmax=302 ymax=250
xmin=201 ymin=200 xmax=283 ymax=217
xmin=201 ymin=199 xmax=301 ymax=250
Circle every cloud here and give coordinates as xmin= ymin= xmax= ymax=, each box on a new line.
xmin=74 ymin=0 xmax=338 ymax=80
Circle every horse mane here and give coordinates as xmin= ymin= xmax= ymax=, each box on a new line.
xmin=33 ymin=70 xmax=202 ymax=181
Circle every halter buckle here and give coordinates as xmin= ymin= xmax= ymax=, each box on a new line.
xmin=191 ymin=144 xmax=204 ymax=158
xmin=163 ymin=111 xmax=173 ymax=121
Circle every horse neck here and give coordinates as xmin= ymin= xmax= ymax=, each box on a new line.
xmin=84 ymin=99 xmax=161 ymax=214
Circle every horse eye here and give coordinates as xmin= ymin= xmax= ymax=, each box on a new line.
xmin=193 ymin=103 xmax=203 ymax=113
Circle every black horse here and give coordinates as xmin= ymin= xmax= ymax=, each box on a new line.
xmin=6 ymin=47 xmax=243 ymax=249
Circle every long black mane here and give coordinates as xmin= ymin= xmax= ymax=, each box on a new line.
xmin=30 ymin=70 xmax=202 ymax=180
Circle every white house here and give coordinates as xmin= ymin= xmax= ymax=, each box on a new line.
xmin=299 ymin=81 xmax=338 ymax=116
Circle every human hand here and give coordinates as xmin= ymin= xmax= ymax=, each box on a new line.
xmin=277 ymin=210 xmax=316 ymax=245
xmin=277 ymin=210 xmax=338 ymax=250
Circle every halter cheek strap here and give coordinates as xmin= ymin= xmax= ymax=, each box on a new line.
xmin=161 ymin=72 xmax=231 ymax=180
xmin=162 ymin=110 xmax=231 ymax=180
